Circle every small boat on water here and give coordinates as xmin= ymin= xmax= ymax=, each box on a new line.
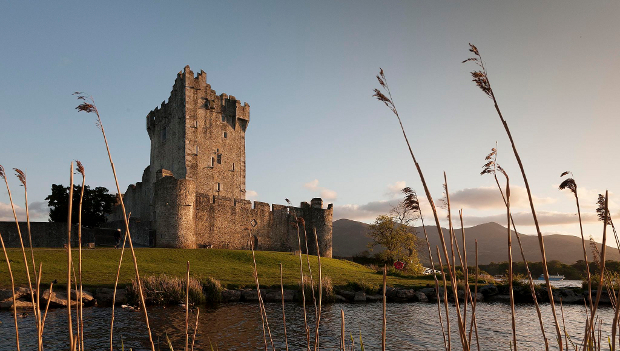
xmin=539 ymin=274 xmax=565 ymax=281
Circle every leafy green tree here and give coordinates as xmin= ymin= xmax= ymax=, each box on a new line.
xmin=368 ymin=211 xmax=422 ymax=274
xmin=45 ymin=184 xmax=116 ymax=227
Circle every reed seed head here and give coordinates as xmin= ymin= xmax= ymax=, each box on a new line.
xmin=373 ymin=68 xmax=398 ymax=115
xmin=76 ymin=160 xmax=85 ymax=177
xmin=0 ymin=165 xmax=5 ymax=180
xmin=596 ymin=194 xmax=611 ymax=225
xmin=481 ymin=146 xmax=508 ymax=179
xmin=401 ymin=187 xmax=420 ymax=212
xmin=463 ymin=43 xmax=493 ymax=99
xmin=14 ymin=168 xmax=26 ymax=187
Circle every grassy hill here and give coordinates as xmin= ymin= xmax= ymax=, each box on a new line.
xmin=333 ymin=219 xmax=620 ymax=265
xmin=0 ymin=248 xmax=431 ymax=290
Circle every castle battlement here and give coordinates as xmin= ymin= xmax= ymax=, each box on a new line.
xmin=114 ymin=66 xmax=333 ymax=257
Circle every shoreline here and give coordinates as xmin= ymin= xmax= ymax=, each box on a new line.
xmin=0 ymin=283 xmax=606 ymax=310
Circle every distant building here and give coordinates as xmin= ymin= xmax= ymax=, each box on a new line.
xmin=110 ymin=66 xmax=333 ymax=256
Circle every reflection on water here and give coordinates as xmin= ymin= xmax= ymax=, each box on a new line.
xmin=0 ymin=302 xmax=613 ymax=350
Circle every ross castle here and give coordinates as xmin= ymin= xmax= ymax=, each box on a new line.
xmin=111 ymin=66 xmax=333 ymax=257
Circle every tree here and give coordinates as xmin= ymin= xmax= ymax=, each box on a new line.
xmin=368 ymin=203 xmax=423 ymax=274
xmin=45 ymin=184 xmax=116 ymax=228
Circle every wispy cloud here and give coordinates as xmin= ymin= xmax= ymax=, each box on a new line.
xmin=0 ymin=201 xmax=49 ymax=221
xmin=246 ymin=190 xmax=258 ymax=200
xmin=385 ymin=181 xmax=407 ymax=198
xmin=334 ymin=200 xmax=400 ymax=221
xmin=303 ymin=179 xmax=337 ymax=201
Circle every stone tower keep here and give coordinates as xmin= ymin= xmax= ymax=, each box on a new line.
xmin=114 ymin=66 xmax=333 ymax=257
xmin=146 ymin=66 xmax=249 ymax=200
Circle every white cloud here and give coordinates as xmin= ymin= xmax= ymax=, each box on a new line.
xmin=0 ymin=201 xmax=49 ymax=221
xmin=303 ymin=179 xmax=337 ymax=201
xmin=303 ymin=179 xmax=320 ymax=191
xmin=385 ymin=181 xmax=407 ymax=198
xmin=246 ymin=190 xmax=258 ymax=200
xmin=333 ymin=200 xmax=400 ymax=221
xmin=320 ymin=189 xmax=338 ymax=200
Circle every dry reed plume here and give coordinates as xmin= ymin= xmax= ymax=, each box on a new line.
xmin=74 ymin=92 xmax=155 ymax=351
xmin=464 ymin=43 xmax=563 ymax=349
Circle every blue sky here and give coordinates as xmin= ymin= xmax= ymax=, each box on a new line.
xmin=1 ymin=1 xmax=619 ymax=242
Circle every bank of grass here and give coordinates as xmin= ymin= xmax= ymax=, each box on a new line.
xmin=0 ymin=248 xmax=431 ymax=290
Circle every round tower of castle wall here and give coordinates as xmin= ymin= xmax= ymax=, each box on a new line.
xmin=154 ymin=175 xmax=196 ymax=248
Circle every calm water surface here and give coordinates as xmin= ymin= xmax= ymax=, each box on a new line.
xmin=0 ymin=302 xmax=613 ymax=350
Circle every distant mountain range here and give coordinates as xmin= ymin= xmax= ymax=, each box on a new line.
xmin=332 ymin=219 xmax=620 ymax=265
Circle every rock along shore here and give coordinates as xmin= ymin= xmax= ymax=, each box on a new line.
xmin=0 ymin=284 xmax=603 ymax=309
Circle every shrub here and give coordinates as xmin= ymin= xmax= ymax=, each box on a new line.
xmin=128 ymin=274 xmax=205 ymax=306
xmin=203 ymin=276 xmax=223 ymax=304
xmin=299 ymin=275 xmax=335 ymax=302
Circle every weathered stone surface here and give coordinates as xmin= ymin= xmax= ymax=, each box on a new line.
xmin=415 ymin=291 xmax=429 ymax=303
xmin=0 ymin=298 xmax=35 ymax=310
xmin=334 ymin=295 xmax=347 ymax=302
xmin=336 ymin=290 xmax=355 ymax=301
xmin=353 ymin=291 xmax=366 ymax=302
xmin=241 ymin=289 xmax=260 ymax=302
xmin=366 ymin=294 xmax=382 ymax=302
xmin=221 ymin=289 xmax=242 ymax=302
xmin=42 ymin=289 xmax=94 ymax=307
xmin=385 ymin=287 xmax=399 ymax=299
xmin=396 ymin=289 xmax=416 ymax=301
xmin=264 ymin=290 xmax=294 ymax=302
xmin=95 ymin=288 xmax=127 ymax=306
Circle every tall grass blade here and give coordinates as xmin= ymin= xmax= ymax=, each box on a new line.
xmin=0 ymin=231 xmax=20 ymax=351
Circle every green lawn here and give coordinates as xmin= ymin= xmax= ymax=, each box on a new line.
xmin=0 ymin=248 xmax=432 ymax=290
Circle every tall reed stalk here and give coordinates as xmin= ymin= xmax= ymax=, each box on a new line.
xmin=294 ymin=217 xmax=311 ymax=350
xmin=76 ymin=161 xmax=86 ymax=351
xmin=0 ymin=231 xmax=20 ymax=351
xmin=560 ymin=172 xmax=593 ymax=316
xmin=110 ymin=219 xmax=129 ymax=351
xmin=586 ymin=191 xmax=609 ymax=349
xmin=436 ymin=246 xmax=452 ymax=350
xmin=185 ymin=261 xmax=190 ymax=351
xmin=340 ymin=309 xmax=345 ymax=351
xmin=74 ymin=93 xmax=155 ymax=351
xmin=482 ymin=146 xmax=548 ymax=349
xmin=14 ymin=168 xmax=43 ymax=350
xmin=67 ymin=161 xmax=74 ymax=350
xmin=443 ymin=174 xmax=469 ymax=349
xmin=464 ymin=44 xmax=562 ymax=349
xmin=248 ymin=226 xmax=275 ymax=351
xmin=374 ymin=73 xmax=469 ymax=349
xmin=382 ymin=264 xmax=387 ymax=351
xmin=469 ymin=241 xmax=481 ymax=351
xmin=280 ymin=263 xmax=289 ymax=351
xmin=0 ymin=165 xmax=39 ymax=341
xmin=404 ymin=186 xmax=448 ymax=351
xmin=313 ymin=228 xmax=323 ymax=351
xmin=191 ymin=307 xmax=199 ymax=351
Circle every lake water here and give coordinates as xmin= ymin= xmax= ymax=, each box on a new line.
xmin=0 ymin=301 xmax=613 ymax=350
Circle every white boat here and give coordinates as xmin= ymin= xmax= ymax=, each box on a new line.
xmin=539 ymin=274 xmax=565 ymax=281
